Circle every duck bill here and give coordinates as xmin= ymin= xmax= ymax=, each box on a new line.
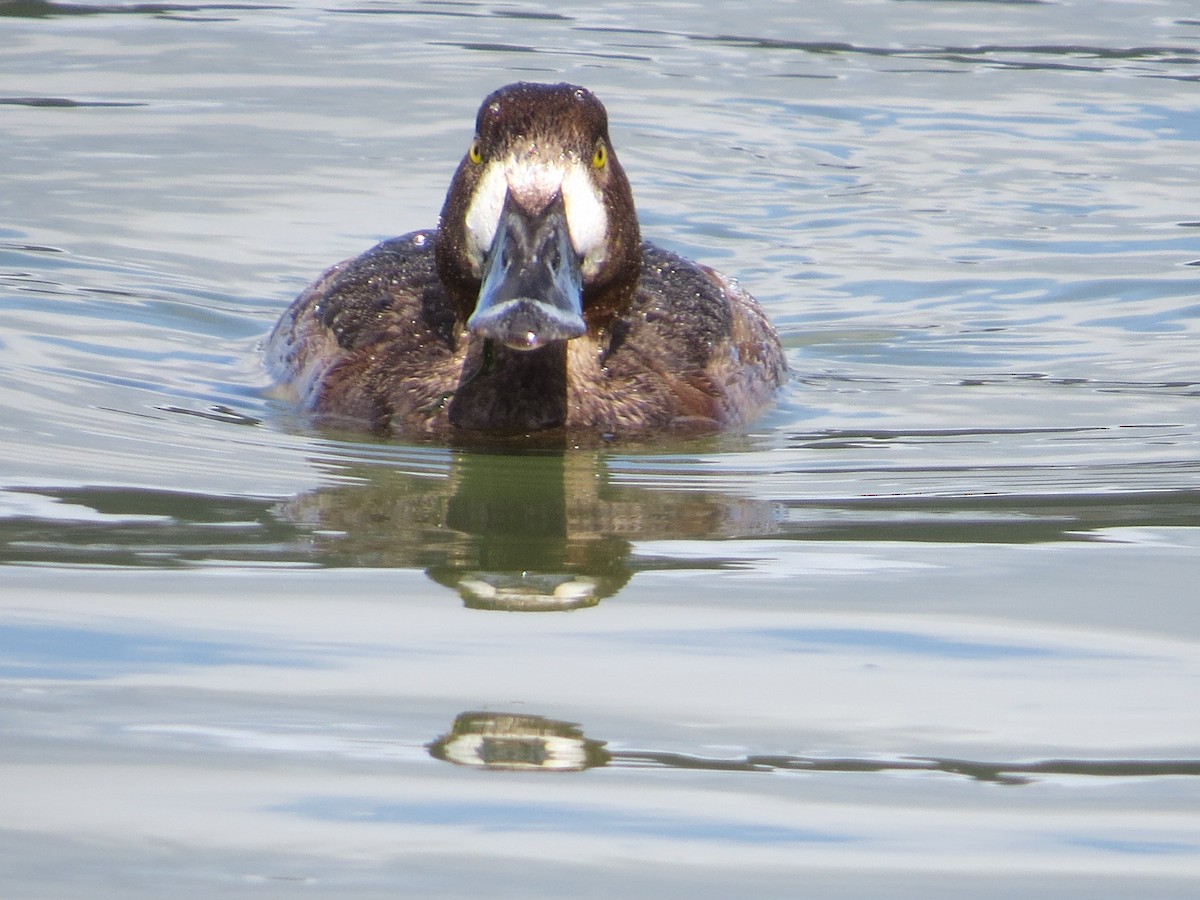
xmin=467 ymin=190 xmax=586 ymax=352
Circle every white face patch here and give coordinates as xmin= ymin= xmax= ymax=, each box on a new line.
xmin=560 ymin=164 xmax=609 ymax=278
xmin=462 ymin=153 xmax=609 ymax=278
xmin=462 ymin=161 xmax=508 ymax=276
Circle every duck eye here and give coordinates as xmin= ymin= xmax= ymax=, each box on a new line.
xmin=468 ymin=139 xmax=484 ymax=165
xmin=591 ymin=141 xmax=607 ymax=169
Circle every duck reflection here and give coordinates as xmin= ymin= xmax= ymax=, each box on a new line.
xmin=428 ymin=710 xmax=1200 ymax=782
xmin=279 ymin=448 xmax=774 ymax=611
xmin=428 ymin=711 xmax=610 ymax=772
xmin=10 ymin=452 xmax=1190 ymax=584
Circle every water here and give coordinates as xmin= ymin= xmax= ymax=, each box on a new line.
xmin=2 ymin=1 xmax=1199 ymax=896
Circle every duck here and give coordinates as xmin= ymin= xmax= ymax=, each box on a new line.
xmin=266 ymin=82 xmax=786 ymax=440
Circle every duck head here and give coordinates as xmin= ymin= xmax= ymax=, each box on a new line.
xmin=436 ymin=83 xmax=641 ymax=351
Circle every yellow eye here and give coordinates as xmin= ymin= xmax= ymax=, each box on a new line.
xmin=468 ymin=139 xmax=484 ymax=165
xmin=592 ymin=141 xmax=607 ymax=169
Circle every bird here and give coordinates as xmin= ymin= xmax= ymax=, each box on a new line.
xmin=266 ymin=82 xmax=786 ymax=441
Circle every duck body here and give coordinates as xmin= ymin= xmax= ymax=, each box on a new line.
xmin=266 ymin=82 xmax=786 ymax=440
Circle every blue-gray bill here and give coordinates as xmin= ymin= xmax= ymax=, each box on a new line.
xmin=467 ymin=189 xmax=587 ymax=351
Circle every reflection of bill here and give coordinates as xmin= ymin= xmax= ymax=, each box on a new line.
xmin=428 ymin=712 xmax=611 ymax=772
xmin=452 ymin=573 xmax=601 ymax=612
xmin=429 ymin=711 xmax=1200 ymax=783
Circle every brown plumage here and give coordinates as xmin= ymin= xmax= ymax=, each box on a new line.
xmin=266 ymin=82 xmax=786 ymax=441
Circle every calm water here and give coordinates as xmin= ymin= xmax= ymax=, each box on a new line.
xmin=3 ymin=0 xmax=1200 ymax=896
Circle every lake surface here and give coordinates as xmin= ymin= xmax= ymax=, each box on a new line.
xmin=2 ymin=0 xmax=1199 ymax=896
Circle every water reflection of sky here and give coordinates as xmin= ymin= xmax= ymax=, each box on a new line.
xmin=0 ymin=623 xmax=324 ymax=680
xmin=757 ymin=627 xmax=1095 ymax=660
xmin=1065 ymin=837 xmax=1199 ymax=858
xmin=568 ymin=623 xmax=1129 ymax=663
xmin=279 ymin=797 xmax=852 ymax=845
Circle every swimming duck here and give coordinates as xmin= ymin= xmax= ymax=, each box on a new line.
xmin=267 ymin=82 xmax=786 ymax=439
